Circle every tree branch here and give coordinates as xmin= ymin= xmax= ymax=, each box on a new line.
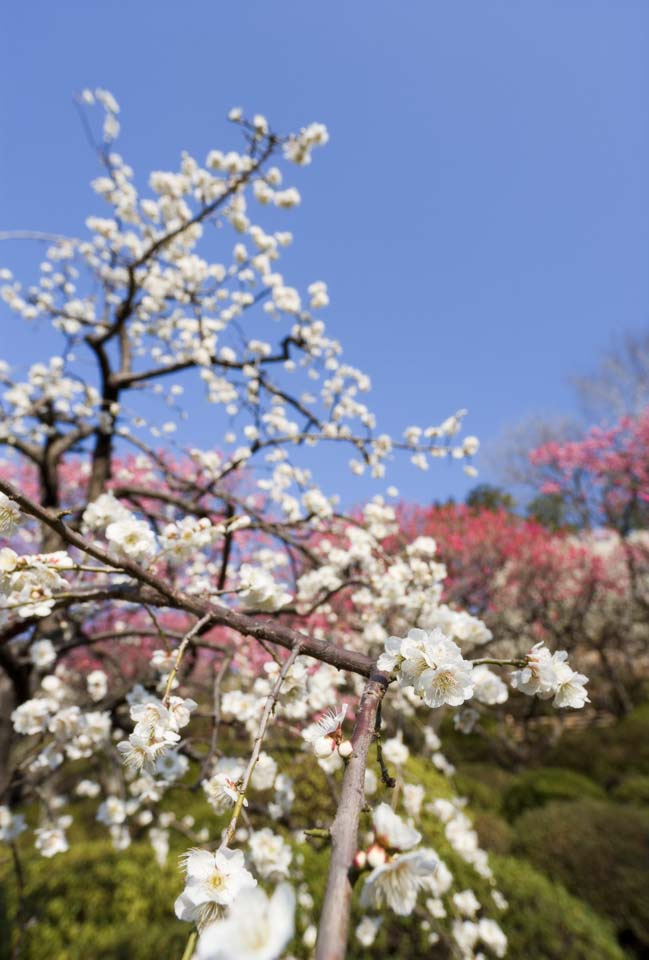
xmin=315 ymin=669 xmax=389 ymax=960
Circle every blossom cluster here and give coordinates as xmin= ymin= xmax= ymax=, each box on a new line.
xmin=117 ymin=691 xmax=197 ymax=773
xmin=378 ymin=627 xmax=475 ymax=708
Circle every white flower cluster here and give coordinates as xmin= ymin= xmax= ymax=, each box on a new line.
xmin=428 ymin=798 xmax=492 ymax=880
xmin=238 ymin=563 xmax=292 ymax=611
xmin=378 ymin=628 xmax=475 ymax=709
xmin=11 ymin=671 xmax=111 ymax=764
xmin=511 ymin=642 xmax=589 ymax=709
xmin=0 ymin=492 xmax=21 ymax=534
xmin=357 ymin=804 xmax=438 ymax=916
xmin=302 ymin=703 xmax=350 ymax=759
xmin=0 ymin=547 xmax=73 ymax=619
xmin=117 ymin=692 xmax=197 ymax=773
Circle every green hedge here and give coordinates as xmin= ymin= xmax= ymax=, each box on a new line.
xmin=491 ymin=856 xmax=625 ymax=960
xmin=0 ymin=842 xmax=185 ymax=960
xmin=514 ymin=799 xmax=649 ymax=952
xmin=547 ymin=705 xmax=649 ymax=787
xmin=502 ymin=767 xmax=605 ymax=820
xmin=612 ymin=775 xmax=649 ymax=806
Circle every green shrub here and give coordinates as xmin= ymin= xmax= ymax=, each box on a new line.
xmin=491 ymin=856 xmax=625 ymax=960
xmin=547 ymin=704 xmax=649 ymax=787
xmin=0 ymin=841 xmax=186 ymax=960
xmin=453 ymin=763 xmax=516 ymax=812
xmin=473 ymin=811 xmax=513 ymax=854
xmin=502 ymin=767 xmax=605 ymax=820
xmin=612 ymin=775 xmax=649 ymax=806
xmin=514 ymin=799 xmax=649 ymax=952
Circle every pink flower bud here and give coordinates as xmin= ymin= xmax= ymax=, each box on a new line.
xmin=353 ymin=849 xmax=367 ymax=869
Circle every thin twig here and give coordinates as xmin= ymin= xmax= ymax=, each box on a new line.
xmin=222 ymin=643 xmax=301 ymax=847
xmin=162 ymin=614 xmax=213 ymax=704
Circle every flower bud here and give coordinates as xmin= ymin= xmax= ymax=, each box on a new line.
xmin=338 ymin=739 xmax=353 ymax=759
xmin=313 ymin=736 xmax=335 ymax=759
xmin=353 ymin=849 xmax=367 ymax=869
xmin=367 ymin=843 xmax=387 ymax=868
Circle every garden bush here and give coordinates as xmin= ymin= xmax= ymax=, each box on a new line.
xmin=502 ymin=767 xmax=605 ymax=820
xmin=612 ymin=775 xmax=649 ymax=806
xmin=514 ymin=799 xmax=649 ymax=953
xmin=489 ymin=856 xmax=626 ymax=960
xmin=0 ymin=842 xmax=185 ymax=960
xmin=453 ymin=763 xmax=516 ymax=812
xmin=547 ymin=704 xmax=649 ymax=787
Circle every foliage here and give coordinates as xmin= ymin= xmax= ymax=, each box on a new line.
xmin=526 ymin=492 xmax=572 ymax=531
xmin=0 ymin=842 xmax=185 ymax=960
xmin=453 ymin=764 xmax=517 ymax=812
xmin=465 ymin=484 xmax=517 ymax=513
xmin=501 ymin=768 xmax=605 ymax=820
xmin=547 ymin=704 xmax=649 ymax=786
xmin=489 ymin=856 xmax=626 ymax=960
xmin=514 ymin=800 xmax=649 ymax=952
xmin=612 ymin=775 xmax=649 ymax=806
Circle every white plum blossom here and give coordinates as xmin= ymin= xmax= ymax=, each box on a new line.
xmin=175 ymin=847 xmax=257 ymax=926
xmin=379 ymin=628 xmax=475 ymax=709
xmin=355 ymin=915 xmax=382 ymax=947
xmin=381 ymin=732 xmax=410 ymax=767
xmin=250 ymin=751 xmax=277 ymax=791
xmin=75 ymin=780 xmax=101 ymax=798
xmin=203 ymin=757 xmax=246 ymax=814
xmin=117 ymin=694 xmax=194 ymax=773
xmin=238 ymin=563 xmax=292 ymax=611
xmin=248 ymin=827 xmax=292 ymax=878
xmin=453 ymin=888 xmax=481 ymax=917
xmin=0 ymin=492 xmax=21 ymax=534
xmin=34 ymin=815 xmax=72 ymax=858
xmin=552 ymin=660 xmax=590 ymax=709
xmin=360 ymin=848 xmax=438 ymax=916
xmin=105 ymin=518 xmax=157 ymax=563
xmin=0 ymin=806 xmax=27 ymax=842
xmin=87 ymin=669 xmax=108 ymax=701
xmin=12 ymin=697 xmax=52 ymax=735
xmin=511 ymin=642 xmax=589 ymax=708
xmin=96 ymin=796 xmax=127 ymax=826
xmin=372 ymin=803 xmax=421 ymax=852
xmin=196 ymin=883 xmax=295 ymax=960
xmin=302 ymin=703 xmax=348 ymax=757
xmin=29 ymin=639 xmax=57 ymax=669
xmin=478 ymin=917 xmax=508 ymax=957
xmin=472 ymin=665 xmax=509 ymax=705
xmin=402 ymin=783 xmax=425 ymax=819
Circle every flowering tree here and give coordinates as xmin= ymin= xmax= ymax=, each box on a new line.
xmin=399 ymin=469 xmax=649 ymax=722
xmin=0 ymin=91 xmax=588 ymax=960
xmin=529 ymin=409 xmax=649 ymax=532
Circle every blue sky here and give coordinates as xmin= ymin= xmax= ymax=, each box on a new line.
xmin=1 ymin=1 xmax=648 ymax=505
